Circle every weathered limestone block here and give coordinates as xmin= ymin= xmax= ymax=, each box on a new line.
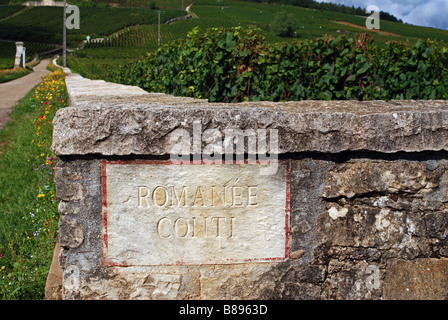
xmin=45 ymin=239 xmax=63 ymax=300
xmin=318 ymin=159 xmax=448 ymax=263
xmin=50 ymin=72 xmax=448 ymax=300
xmin=322 ymin=162 xmax=441 ymax=199
xmin=58 ymin=216 xmax=83 ymax=248
xmin=52 ymin=100 xmax=448 ymax=156
xmin=384 ymin=258 xmax=448 ymax=300
xmin=52 ymin=77 xmax=448 ymax=157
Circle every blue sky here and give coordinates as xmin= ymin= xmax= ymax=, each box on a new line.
xmin=315 ymin=0 xmax=448 ymax=30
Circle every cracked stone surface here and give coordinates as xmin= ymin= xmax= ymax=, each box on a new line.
xmin=52 ymin=71 xmax=448 ymax=156
xmin=53 ymin=154 xmax=448 ymax=300
xmin=50 ymin=72 xmax=448 ymax=300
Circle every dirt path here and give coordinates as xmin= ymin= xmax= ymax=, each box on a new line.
xmin=333 ymin=20 xmax=402 ymax=37
xmin=0 ymin=58 xmax=51 ymax=130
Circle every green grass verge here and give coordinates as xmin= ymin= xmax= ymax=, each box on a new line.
xmin=0 ymin=69 xmax=66 ymax=300
xmin=0 ymin=61 xmax=40 ymax=84
xmin=0 ymin=67 xmax=32 ymax=84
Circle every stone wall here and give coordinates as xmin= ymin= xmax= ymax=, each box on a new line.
xmin=49 ymin=69 xmax=448 ymax=300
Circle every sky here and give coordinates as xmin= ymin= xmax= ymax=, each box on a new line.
xmin=315 ymin=0 xmax=448 ymax=30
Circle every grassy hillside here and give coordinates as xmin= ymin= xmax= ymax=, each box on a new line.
xmin=190 ymin=0 xmax=448 ymax=43
xmin=0 ymin=5 xmax=24 ymax=19
xmin=0 ymin=6 xmax=186 ymax=45
xmin=57 ymin=0 xmax=448 ymax=79
xmin=0 ymin=4 xmax=186 ymax=69
xmin=91 ymin=0 xmax=193 ymax=9
xmin=2 ymin=0 xmax=448 ymax=77
xmin=6 ymin=0 xmax=193 ymax=9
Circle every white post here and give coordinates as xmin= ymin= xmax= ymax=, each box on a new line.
xmin=14 ymin=42 xmax=24 ymax=69
xmin=21 ymin=47 xmax=26 ymax=68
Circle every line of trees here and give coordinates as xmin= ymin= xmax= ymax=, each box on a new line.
xmin=243 ymin=0 xmax=403 ymax=23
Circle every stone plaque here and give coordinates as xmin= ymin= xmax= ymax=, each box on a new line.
xmin=102 ymin=160 xmax=290 ymax=266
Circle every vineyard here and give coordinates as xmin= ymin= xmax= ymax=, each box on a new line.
xmin=0 ymin=5 xmax=24 ymax=19
xmin=83 ymin=18 xmax=227 ymax=50
xmin=71 ymin=13 xmax=235 ymax=78
xmin=0 ymin=41 xmax=57 ymax=69
xmin=92 ymin=0 xmax=193 ymax=9
xmin=0 ymin=6 xmax=186 ymax=45
xmin=84 ymin=26 xmax=164 ymax=50
xmin=67 ymin=0 xmax=448 ymax=80
xmin=109 ymin=27 xmax=448 ymax=102
xmin=0 ymin=3 xmax=188 ymax=74
xmin=2 ymin=0 xmax=448 ymax=80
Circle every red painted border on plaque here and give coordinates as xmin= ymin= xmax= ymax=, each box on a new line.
xmin=101 ymin=159 xmax=291 ymax=267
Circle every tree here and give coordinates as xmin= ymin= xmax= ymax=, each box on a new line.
xmin=271 ymin=11 xmax=299 ymax=38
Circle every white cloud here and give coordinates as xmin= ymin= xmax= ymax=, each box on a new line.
xmin=315 ymin=0 xmax=448 ymax=30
